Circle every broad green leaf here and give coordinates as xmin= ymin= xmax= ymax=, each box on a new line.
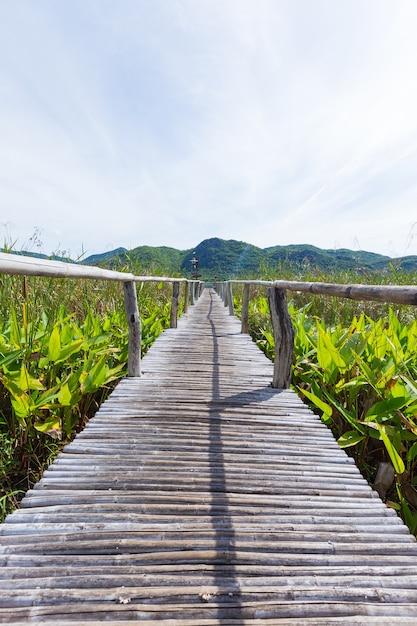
xmin=34 ymin=416 xmax=61 ymax=438
xmin=338 ymin=430 xmax=366 ymax=448
xmin=374 ymin=422 xmax=405 ymax=475
xmin=300 ymin=388 xmax=333 ymax=423
xmin=369 ymin=326 xmax=388 ymax=359
xmin=322 ymin=390 xmax=366 ymax=435
xmin=54 ymin=339 xmax=85 ymax=363
xmin=58 ymin=382 xmax=72 ymax=407
xmin=35 ymin=380 xmax=65 ymax=407
xmin=339 ymin=331 xmax=367 ymax=362
xmin=402 ymin=375 xmax=417 ymax=400
xmin=0 ymin=349 xmax=22 ymax=369
xmin=409 ymin=442 xmax=417 ymax=462
xmin=48 ymin=325 xmax=61 ymax=361
xmin=103 ymin=317 xmax=111 ymax=331
xmin=18 ymin=365 xmax=45 ymax=392
xmin=364 ymin=397 xmax=408 ymax=422
xmin=10 ymin=393 xmax=31 ymax=419
xmin=87 ymin=355 xmax=109 ymax=389
xmin=316 ymin=326 xmax=346 ymax=372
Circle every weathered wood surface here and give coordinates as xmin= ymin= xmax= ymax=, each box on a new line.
xmin=0 ymin=251 xmax=188 ymax=284
xmin=231 ymin=279 xmax=417 ymax=306
xmin=267 ymin=287 xmax=294 ymax=389
xmin=1 ymin=288 xmax=417 ymax=624
xmin=123 ymin=281 xmax=141 ymax=377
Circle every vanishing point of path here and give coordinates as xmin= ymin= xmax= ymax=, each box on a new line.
xmin=1 ymin=288 xmax=417 ymax=624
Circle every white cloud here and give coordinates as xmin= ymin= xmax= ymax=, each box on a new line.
xmin=1 ymin=0 xmax=417 ymax=258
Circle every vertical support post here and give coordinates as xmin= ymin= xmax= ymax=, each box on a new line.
xmin=267 ymin=287 xmax=294 ymax=389
xmin=224 ymin=282 xmax=229 ymax=308
xmin=184 ymin=281 xmax=190 ymax=314
xmin=123 ymin=281 xmax=141 ymax=377
xmin=241 ymin=283 xmax=250 ymax=333
xmin=190 ymin=282 xmax=195 ymax=306
xmin=227 ymin=281 xmax=234 ymax=316
xmin=170 ymin=281 xmax=180 ymax=328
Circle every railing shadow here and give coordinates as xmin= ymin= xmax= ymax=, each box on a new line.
xmin=206 ymin=291 xmax=245 ymax=623
xmin=205 ymin=290 xmax=284 ymax=623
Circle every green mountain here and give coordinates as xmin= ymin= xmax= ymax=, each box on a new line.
xmin=82 ymin=237 xmax=417 ymax=279
xmin=80 ymin=247 xmax=128 ymax=266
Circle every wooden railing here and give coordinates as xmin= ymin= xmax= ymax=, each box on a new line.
xmin=0 ymin=252 xmax=202 ymax=378
xmin=219 ymin=278 xmax=417 ymax=389
xmin=3 ymin=251 xmax=416 ymax=390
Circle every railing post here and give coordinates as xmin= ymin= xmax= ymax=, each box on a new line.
xmin=224 ymin=282 xmax=229 ymax=308
xmin=170 ymin=281 xmax=180 ymax=328
xmin=123 ymin=281 xmax=141 ymax=377
xmin=184 ymin=281 xmax=190 ymax=314
xmin=241 ymin=283 xmax=250 ymax=333
xmin=267 ymin=287 xmax=294 ymax=389
xmin=227 ymin=281 xmax=234 ymax=316
xmin=190 ymin=282 xmax=195 ymax=306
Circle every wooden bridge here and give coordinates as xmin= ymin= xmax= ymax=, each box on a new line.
xmin=1 ymin=287 xmax=417 ymax=624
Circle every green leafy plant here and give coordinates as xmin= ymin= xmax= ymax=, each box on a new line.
xmin=0 ymin=273 xmax=172 ymax=521
xmin=234 ymin=284 xmax=417 ymax=535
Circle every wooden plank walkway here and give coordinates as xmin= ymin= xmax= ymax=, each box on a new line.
xmin=1 ymin=288 xmax=417 ymax=624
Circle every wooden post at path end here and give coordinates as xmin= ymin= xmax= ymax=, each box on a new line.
xmin=183 ymin=281 xmax=190 ymax=314
xmin=170 ymin=281 xmax=180 ymax=328
xmin=123 ymin=281 xmax=141 ymax=377
xmin=227 ymin=281 xmax=234 ymax=316
xmin=241 ymin=283 xmax=251 ymax=333
xmin=224 ymin=282 xmax=229 ymax=308
xmin=267 ymin=287 xmax=294 ymax=389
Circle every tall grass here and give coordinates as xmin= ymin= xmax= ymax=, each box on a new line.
xmin=0 ymin=265 xmax=174 ymax=521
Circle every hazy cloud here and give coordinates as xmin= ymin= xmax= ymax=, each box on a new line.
xmin=1 ymin=0 xmax=417 ymax=258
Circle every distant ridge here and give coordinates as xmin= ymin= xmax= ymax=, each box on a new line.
xmin=81 ymin=247 xmax=128 ymax=266
xmin=5 ymin=239 xmax=416 ymax=278
xmin=81 ymin=238 xmax=417 ymax=279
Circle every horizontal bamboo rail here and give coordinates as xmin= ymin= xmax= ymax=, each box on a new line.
xmin=0 ymin=252 xmax=201 ymax=377
xmin=219 ymin=278 xmax=417 ymax=389
xmin=0 ymin=252 xmax=194 ymax=284
xmin=2 ymin=251 xmax=416 ymax=389
xmin=231 ymin=278 xmax=417 ymax=305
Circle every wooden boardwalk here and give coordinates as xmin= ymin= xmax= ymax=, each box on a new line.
xmin=1 ymin=288 xmax=417 ymax=624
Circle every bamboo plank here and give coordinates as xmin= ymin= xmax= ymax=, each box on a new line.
xmin=1 ymin=288 xmax=417 ymax=623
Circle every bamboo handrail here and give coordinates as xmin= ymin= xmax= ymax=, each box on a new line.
xmin=0 ymin=252 xmax=196 ymax=284
xmin=229 ymin=278 xmax=417 ymax=305
xmin=4 ymin=252 xmax=417 ymax=388
xmin=218 ymin=277 xmax=417 ymax=389
xmin=0 ymin=252 xmax=201 ymax=377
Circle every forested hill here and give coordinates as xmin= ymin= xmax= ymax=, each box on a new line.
xmin=82 ymin=238 xmax=417 ymax=279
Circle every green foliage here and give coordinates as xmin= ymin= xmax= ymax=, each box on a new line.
xmin=83 ymin=237 xmax=417 ymax=280
xmin=0 ymin=275 xmax=172 ymax=521
xmin=235 ymin=283 xmax=417 ymax=536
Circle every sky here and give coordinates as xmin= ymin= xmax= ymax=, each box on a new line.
xmin=1 ymin=0 xmax=417 ymax=259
